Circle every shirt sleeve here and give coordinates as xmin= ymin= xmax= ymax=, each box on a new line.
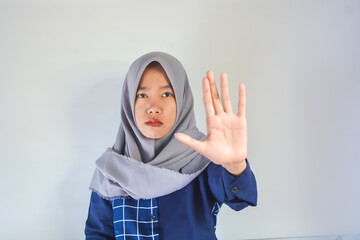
xmin=207 ymin=159 xmax=258 ymax=211
xmin=85 ymin=191 xmax=115 ymax=240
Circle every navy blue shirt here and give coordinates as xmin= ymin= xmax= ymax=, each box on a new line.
xmin=85 ymin=161 xmax=257 ymax=240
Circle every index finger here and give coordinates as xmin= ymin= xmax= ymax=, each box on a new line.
xmin=203 ymin=77 xmax=215 ymax=117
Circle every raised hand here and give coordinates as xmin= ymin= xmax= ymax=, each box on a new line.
xmin=175 ymin=71 xmax=248 ymax=176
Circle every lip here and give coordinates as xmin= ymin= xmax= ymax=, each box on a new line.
xmin=145 ymin=119 xmax=163 ymax=127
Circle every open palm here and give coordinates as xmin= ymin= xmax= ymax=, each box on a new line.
xmin=175 ymin=71 xmax=248 ymax=176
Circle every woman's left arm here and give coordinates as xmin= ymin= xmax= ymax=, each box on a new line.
xmin=175 ymin=70 xmax=248 ymax=177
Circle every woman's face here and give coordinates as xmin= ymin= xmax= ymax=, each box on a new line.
xmin=134 ymin=64 xmax=177 ymax=139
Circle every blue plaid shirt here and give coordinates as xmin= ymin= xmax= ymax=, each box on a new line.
xmin=86 ymin=161 xmax=257 ymax=240
xmin=112 ymin=198 xmax=159 ymax=240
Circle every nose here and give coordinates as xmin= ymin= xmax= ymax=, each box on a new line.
xmin=147 ymin=102 xmax=162 ymax=115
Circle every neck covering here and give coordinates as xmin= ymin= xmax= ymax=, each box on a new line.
xmin=90 ymin=52 xmax=210 ymax=200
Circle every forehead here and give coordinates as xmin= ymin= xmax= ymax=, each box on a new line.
xmin=138 ymin=64 xmax=173 ymax=89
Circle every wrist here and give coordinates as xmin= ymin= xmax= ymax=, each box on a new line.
xmin=223 ymin=159 xmax=247 ymax=178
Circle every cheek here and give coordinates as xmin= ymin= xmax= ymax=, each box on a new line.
xmin=134 ymin=101 xmax=143 ymax=124
xmin=168 ymin=101 xmax=177 ymax=123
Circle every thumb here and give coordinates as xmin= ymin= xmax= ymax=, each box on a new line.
xmin=174 ymin=133 xmax=206 ymax=154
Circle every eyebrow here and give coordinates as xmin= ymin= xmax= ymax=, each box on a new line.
xmin=137 ymin=85 xmax=173 ymax=90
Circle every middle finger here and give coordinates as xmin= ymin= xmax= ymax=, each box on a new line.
xmin=207 ymin=70 xmax=223 ymax=114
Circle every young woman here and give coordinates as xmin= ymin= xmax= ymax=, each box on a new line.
xmin=85 ymin=52 xmax=257 ymax=240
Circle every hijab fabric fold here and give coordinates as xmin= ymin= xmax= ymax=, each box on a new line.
xmin=90 ymin=52 xmax=210 ymax=200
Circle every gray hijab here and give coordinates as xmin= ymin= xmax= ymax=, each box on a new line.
xmin=90 ymin=52 xmax=210 ymax=200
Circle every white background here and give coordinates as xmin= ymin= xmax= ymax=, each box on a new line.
xmin=0 ymin=0 xmax=359 ymax=239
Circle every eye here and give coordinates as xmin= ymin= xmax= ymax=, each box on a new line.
xmin=136 ymin=93 xmax=147 ymax=98
xmin=162 ymin=92 xmax=173 ymax=97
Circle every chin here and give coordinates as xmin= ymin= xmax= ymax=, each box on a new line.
xmin=142 ymin=130 xmax=170 ymax=139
